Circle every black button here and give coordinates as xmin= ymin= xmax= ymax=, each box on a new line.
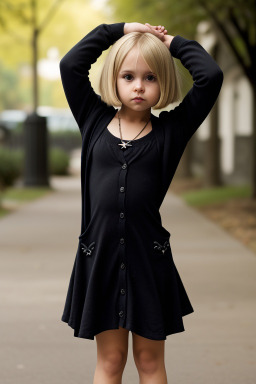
xmin=120 ymin=238 xmax=125 ymax=244
xmin=119 ymin=310 xmax=124 ymax=317
xmin=120 ymin=289 xmax=125 ymax=295
xmin=120 ymin=263 xmax=125 ymax=270
xmin=120 ymin=212 xmax=125 ymax=219
xmin=120 ymin=186 xmax=125 ymax=193
xmin=122 ymin=163 xmax=127 ymax=169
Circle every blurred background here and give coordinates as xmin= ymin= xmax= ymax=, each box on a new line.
xmin=0 ymin=0 xmax=255 ymax=250
xmin=0 ymin=1 xmax=256 ymax=383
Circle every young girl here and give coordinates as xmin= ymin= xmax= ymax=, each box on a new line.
xmin=60 ymin=22 xmax=223 ymax=383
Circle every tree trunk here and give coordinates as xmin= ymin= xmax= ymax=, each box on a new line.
xmin=32 ymin=0 xmax=38 ymax=113
xmin=23 ymin=0 xmax=49 ymax=187
xmin=32 ymin=28 xmax=38 ymax=112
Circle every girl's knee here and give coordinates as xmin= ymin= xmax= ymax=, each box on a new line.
xmin=98 ymin=350 xmax=127 ymax=377
xmin=134 ymin=349 xmax=163 ymax=374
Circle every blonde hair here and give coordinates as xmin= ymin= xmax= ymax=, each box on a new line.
xmin=99 ymin=32 xmax=181 ymax=110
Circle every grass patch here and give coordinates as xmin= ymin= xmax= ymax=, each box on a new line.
xmin=3 ymin=186 xmax=53 ymax=202
xmin=182 ymin=184 xmax=251 ymax=207
xmin=0 ymin=186 xmax=54 ymax=218
xmin=0 ymin=206 xmax=10 ymax=218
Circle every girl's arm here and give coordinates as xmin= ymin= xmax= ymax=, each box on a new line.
xmin=160 ymin=32 xmax=224 ymax=143
xmin=59 ymin=23 xmax=125 ymax=134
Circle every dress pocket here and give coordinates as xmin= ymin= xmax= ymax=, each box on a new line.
xmin=150 ymin=235 xmax=174 ymax=293
xmin=151 ymin=234 xmax=173 ymax=262
xmin=78 ymin=223 xmax=96 ymax=257
xmin=153 ymin=239 xmax=170 ymax=255
xmin=80 ymin=240 xmax=96 ymax=256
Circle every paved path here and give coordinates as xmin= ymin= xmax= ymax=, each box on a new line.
xmin=0 ymin=175 xmax=255 ymax=384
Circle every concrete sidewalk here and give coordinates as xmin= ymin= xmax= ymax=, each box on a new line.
xmin=0 ymin=175 xmax=255 ymax=384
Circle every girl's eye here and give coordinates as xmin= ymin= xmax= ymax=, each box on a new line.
xmin=122 ymin=74 xmax=156 ymax=81
xmin=124 ymin=74 xmax=133 ymax=81
xmin=146 ymin=75 xmax=156 ymax=81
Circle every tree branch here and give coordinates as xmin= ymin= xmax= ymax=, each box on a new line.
xmin=0 ymin=12 xmax=28 ymax=43
xmin=198 ymin=0 xmax=253 ymax=83
xmin=2 ymin=0 xmax=32 ymax=24
xmin=37 ymin=0 xmax=65 ymax=34
xmin=0 ymin=27 xmax=29 ymax=44
xmin=228 ymin=6 xmax=253 ymax=61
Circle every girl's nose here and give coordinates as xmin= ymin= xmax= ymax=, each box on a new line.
xmin=134 ymin=79 xmax=144 ymax=92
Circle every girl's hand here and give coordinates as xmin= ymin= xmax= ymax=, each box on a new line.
xmin=124 ymin=22 xmax=166 ymax=41
xmin=145 ymin=23 xmax=168 ymax=35
xmin=145 ymin=23 xmax=175 ymax=49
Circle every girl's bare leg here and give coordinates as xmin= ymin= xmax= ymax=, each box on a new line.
xmin=93 ymin=326 xmax=129 ymax=384
xmin=132 ymin=331 xmax=168 ymax=384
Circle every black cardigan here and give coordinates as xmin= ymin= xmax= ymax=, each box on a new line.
xmin=59 ymin=22 xmax=223 ymax=239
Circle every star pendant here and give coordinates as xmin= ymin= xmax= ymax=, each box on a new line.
xmin=118 ymin=140 xmax=133 ymax=150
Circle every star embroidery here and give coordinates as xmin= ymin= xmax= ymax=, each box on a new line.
xmin=118 ymin=140 xmax=132 ymax=149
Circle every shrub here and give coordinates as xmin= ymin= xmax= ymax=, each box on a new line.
xmin=0 ymin=147 xmax=23 ymax=188
xmin=49 ymin=147 xmax=70 ymax=175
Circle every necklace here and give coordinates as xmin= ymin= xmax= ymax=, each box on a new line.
xmin=117 ymin=111 xmax=151 ymax=150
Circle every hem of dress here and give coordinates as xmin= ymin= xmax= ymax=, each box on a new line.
xmin=61 ymin=309 xmax=194 ymax=341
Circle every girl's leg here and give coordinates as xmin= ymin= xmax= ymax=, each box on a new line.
xmin=93 ymin=326 xmax=129 ymax=384
xmin=132 ymin=331 xmax=168 ymax=384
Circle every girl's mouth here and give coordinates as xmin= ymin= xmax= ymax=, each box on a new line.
xmin=133 ymin=97 xmax=144 ymax=102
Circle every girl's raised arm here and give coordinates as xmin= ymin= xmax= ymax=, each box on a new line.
xmin=160 ymin=33 xmax=224 ymax=143
xmin=59 ymin=23 xmax=125 ymax=135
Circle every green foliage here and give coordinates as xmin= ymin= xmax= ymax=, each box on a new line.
xmin=0 ymin=0 xmax=110 ymax=110
xmin=108 ymin=0 xmax=204 ymax=37
xmin=0 ymin=61 xmax=24 ymax=109
xmin=49 ymin=147 xmax=70 ymax=175
xmin=0 ymin=183 xmax=52 ymax=216
xmin=108 ymin=0 xmax=256 ymax=43
xmin=0 ymin=147 xmax=23 ymax=188
xmin=182 ymin=185 xmax=251 ymax=207
xmin=0 ymin=144 xmax=70 ymax=207
xmin=4 ymin=186 xmax=52 ymax=202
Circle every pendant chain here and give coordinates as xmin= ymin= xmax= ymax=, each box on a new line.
xmin=117 ymin=111 xmax=151 ymax=150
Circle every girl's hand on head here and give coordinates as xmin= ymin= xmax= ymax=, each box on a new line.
xmin=124 ymin=22 xmax=166 ymax=41
xmin=145 ymin=23 xmax=168 ymax=36
xmin=145 ymin=23 xmax=174 ymax=48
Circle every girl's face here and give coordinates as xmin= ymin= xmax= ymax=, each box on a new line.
xmin=116 ymin=48 xmax=160 ymax=112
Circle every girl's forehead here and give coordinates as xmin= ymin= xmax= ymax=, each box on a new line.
xmin=120 ymin=47 xmax=151 ymax=72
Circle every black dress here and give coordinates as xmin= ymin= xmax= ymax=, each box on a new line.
xmin=59 ymin=22 xmax=223 ymax=341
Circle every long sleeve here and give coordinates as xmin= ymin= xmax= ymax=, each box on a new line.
xmin=59 ymin=23 xmax=125 ymax=135
xmin=159 ymin=34 xmax=224 ymax=143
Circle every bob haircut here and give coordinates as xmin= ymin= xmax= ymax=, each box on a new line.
xmin=99 ymin=31 xmax=181 ymax=110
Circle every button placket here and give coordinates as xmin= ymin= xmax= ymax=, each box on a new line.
xmin=118 ymin=159 xmax=128 ymax=327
